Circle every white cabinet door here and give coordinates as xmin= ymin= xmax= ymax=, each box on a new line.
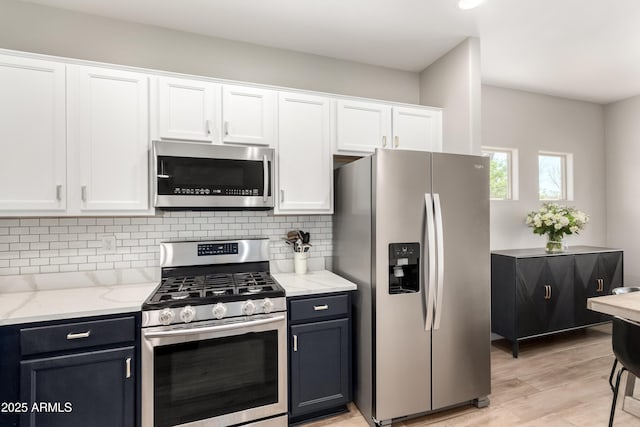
xmin=222 ymin=85 xmax=277 ymax=147
xmin=0 ymin=55 xmax=66 ymax=213
xmin=68 ymin=66 xmax=151 ymax=214
xmin=392 ymin=106 xmax=443 ymax=152
xmin=276 ymin=92 xmax=333 ymax=214
xmin=155 ymin=76 xmax=221 ymax=142
xmin=335 ymin=99 xmax=391 ymax=154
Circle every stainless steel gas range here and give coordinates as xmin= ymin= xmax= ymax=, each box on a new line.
xmin=141 ymin=238 xmax=287 ymax=427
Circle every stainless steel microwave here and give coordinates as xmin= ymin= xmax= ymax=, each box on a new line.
xmin=152 ymin=141 xmax=274 ymax=209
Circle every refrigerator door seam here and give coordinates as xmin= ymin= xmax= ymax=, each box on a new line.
xmin=433 ymin=193 xmax=445 ymax=330
xmin=424 ymin=193 xmax=436 ymax=331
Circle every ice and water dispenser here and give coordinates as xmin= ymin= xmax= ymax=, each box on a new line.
xmin=388 ymin=243 xmax=420 ymax=294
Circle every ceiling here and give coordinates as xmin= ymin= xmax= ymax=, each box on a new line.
xmin=21 ymin=0 xmax=640 ymax=104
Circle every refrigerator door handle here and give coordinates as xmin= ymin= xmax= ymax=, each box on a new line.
xmin=433 ymin=193 xmax=445 ymax=330
xmin=424 ymin=193 xmax=436 ymax=331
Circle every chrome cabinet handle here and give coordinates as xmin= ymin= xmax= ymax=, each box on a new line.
xmin=280 ymin=189 xmax=285 ymax=203
xmin=81 ymin=186 xmax=87 ymax=202
xmin=67 ymin=331 xmax=91 ymax=340
xmin=263 ymin=155 xmax=269 ymax=203
xmin=382 ymin=136 xmax=387 ymax=148
xmin=394 ymin=136 xmax=400 ymax=148
xmin=293 ymin=335 xmax=298 ymax=352
xmin=56 ymin=185 xmax=62 ymax=201
xmin=313 ymin=305 xmax=329 ymax=311
xmin=596 ymin=278 xmax=604 ymax=292
xmin=205 ymin=119 xmax=211 ymax=135
xmin=544 ymin=285 xmax=552 ymax=300
xmin=126 ymin=357 xmax=132 ymax=379
xmin=224 ymin=121 xmax=229 ymax=136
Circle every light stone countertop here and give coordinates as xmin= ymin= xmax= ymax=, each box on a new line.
xmin=272 ymin=270 xmax=357 ymax=297
xmin=0 ymin=267 xmax=160 ymax=326
xmin=588 ymin=291 xmax=640 ymax=323
xmin=0 ymin=282 xmax=158 ymax=326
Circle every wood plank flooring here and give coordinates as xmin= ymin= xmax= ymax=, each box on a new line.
xmin=301 ymin=325 xmax=640 ymax=426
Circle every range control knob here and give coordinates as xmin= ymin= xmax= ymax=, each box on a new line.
xmin=242 ymin=300 xmax=256 ymax=316
xmin=262 ymin=298 xmax=274 ymax=314
xmin=212 ymin=303 xmax=227 ymax=320
xmin=158 ymin=308 xmax=175 ymax=326
xmin=180 ymin=305 xmax=196 ymax=323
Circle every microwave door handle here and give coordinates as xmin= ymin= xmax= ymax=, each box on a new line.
xmin=263 ymin=154 xmax=269 ymax=203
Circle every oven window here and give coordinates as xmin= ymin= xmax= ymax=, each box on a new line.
xmin=157 ymin=156 xmax=271 ymax=197
xmin=154 ymin=331 xmax=278 ymax=427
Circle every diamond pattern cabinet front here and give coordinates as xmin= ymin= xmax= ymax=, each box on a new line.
xmin=515 ymin=255 xmax=575 ymax=338
xmin=574 ymin=251 xmax=623 ymax=325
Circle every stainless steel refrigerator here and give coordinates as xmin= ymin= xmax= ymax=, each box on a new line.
xmin=333 ymin=149 xmax=491 ymax=427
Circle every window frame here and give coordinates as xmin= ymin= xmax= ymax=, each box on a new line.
xmin=538 ymin=151 xmax=574 ymax=201
xmin=482 ymin=146 xmax=519 ymax=201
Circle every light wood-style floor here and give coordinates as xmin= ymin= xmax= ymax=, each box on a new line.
xmin=302 ymin=325 xmax=639 ymax=426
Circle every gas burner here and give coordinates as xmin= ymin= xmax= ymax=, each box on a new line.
xmin=142 ymin=239 xmax=285 ymax=325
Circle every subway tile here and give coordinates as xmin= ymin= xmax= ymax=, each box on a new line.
xmin=0 ymin=219 xmax=20 ymax=227
xmin=20 ymin=219 xmax=39 ymax=227
xmin=78 ymin=218 xmax=97 ymax=226
xmin=59 ymin=218 xmax=78 ymax=226
xmin=20 ymin=266 xmax=40 ymax=274
xmin=40 ymin=265 xmax=60 ymax=273
xmin=0 ymin=266 xmax=20 ymax=275
xmin=59 ymin=264 xmax=78 ymax=272
xmin=30 ymin=258 xmax=50 ymax=266
xmin=19 ymin=235 xmax=39 ymax=243
xmin=39 ymin=218 xmax=60 ymax=226
xmin=78 ymin=263 xmax=97 ymax=271
xmin=29 ymin=226 xmax=48 ymax=234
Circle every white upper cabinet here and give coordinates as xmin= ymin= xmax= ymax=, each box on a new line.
xmin=222 ymin=85 xmax=277 ymax=147
xmin=155 ymin=76 xmax=221 ymax=143
xmin=336 ymin=99 xmax=391 ymax=154
xmin=392 ymin=106 xmax=442 ymax=152
xmin=68 ymin=66 xmax=151 ymax=214
xmin=276 ymin=92 xmax=333 ymax=214
xmin=0 ymin=54 xmax=67 ymax=213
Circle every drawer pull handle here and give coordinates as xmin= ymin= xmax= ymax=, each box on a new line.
xmin=293 ymin=335 xmax=298 ymax=352
xmin=313 ymin=305 xmax=329 ymax=311
xmin=66 ymin=331 xmax=91 ymax=340
xmin=126 ymin=357 xmax=132 ymax=379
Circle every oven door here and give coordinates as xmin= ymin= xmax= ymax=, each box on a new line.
xmin=141 ymin=314 xmax=287 ymax=427
xmin=152 ymin=140 xmax=274 ymax=209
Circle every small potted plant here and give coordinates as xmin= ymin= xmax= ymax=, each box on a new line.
xmin=525 ymin=203 xmax=589 ymax=253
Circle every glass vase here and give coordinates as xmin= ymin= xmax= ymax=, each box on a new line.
xmin=545 ymin=235 xmax=564 ymax=253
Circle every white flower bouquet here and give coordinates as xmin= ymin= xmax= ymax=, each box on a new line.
xmin=525 ymin=203 xmax=589 ymax=252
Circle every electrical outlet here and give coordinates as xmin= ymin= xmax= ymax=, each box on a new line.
xmin=97 ymin=234 xmax=116 ymax=254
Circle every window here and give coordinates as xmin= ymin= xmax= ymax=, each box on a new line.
xmin=538 ymin=151 xmax=573 ymax=200
xmin=482 ymin=147 xmax=518 ymax=200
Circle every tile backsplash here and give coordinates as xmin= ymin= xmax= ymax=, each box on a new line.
xmin=0 ymin=211 xmax=332 ymax=276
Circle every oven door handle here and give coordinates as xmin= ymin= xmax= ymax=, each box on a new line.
xmin=143 ymin=315 xmax=285 ymax=339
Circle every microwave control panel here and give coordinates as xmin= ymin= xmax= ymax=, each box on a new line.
xmin=170 ymin=187 xmax=260 ymax=196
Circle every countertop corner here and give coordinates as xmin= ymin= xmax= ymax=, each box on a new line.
xmin=272 ymin=270 xmax=357 ymax=297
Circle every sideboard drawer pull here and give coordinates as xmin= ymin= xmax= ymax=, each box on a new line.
xmin=66 ymin=331 xmax=91 ymax=340
xmin=313 ymin=305 xmax=329 ymax=311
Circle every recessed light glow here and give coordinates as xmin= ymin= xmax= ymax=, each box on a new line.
xmin=458 ymin=0 xmax=485 ymax=10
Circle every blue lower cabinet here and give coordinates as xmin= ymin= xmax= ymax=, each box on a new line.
xmin=288 ymin=293 xmax=352 ymax=423
xmin=0 ymin=313 xmax=140 ymax=427
xmin=20 ymin=347 xmax=136 ymax=427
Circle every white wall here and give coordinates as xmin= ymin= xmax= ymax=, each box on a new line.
xmin=483 ymin=85 xmax=606 ymax=250
xmin=419 ymin=38 xmax=482 ymax=155
xmin=0 ymin=0 xmax=419 ymax=104
xmin=604 ymin=95 xmax=640 ymax=283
